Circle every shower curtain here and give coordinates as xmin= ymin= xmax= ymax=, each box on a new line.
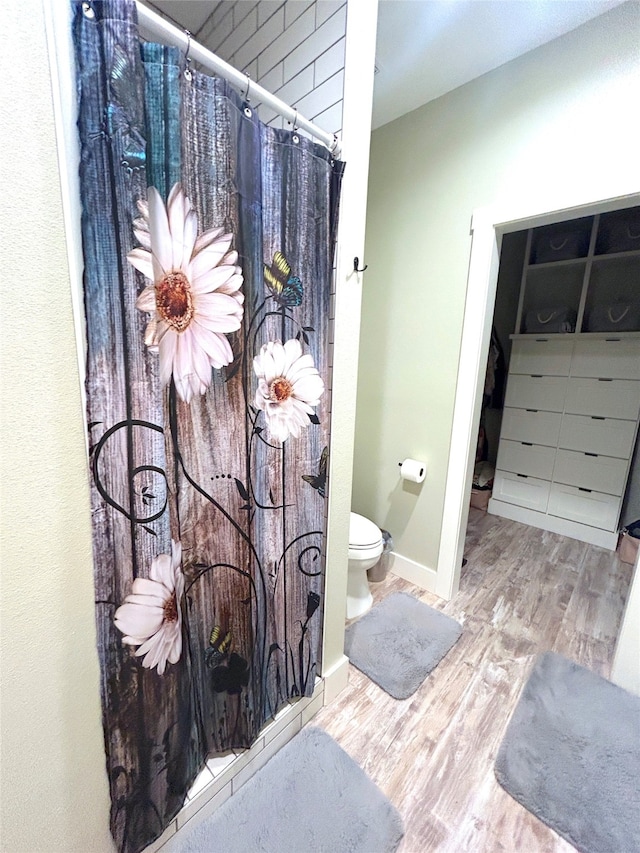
xmin=73 ymin=3 xmax=344 ymax=851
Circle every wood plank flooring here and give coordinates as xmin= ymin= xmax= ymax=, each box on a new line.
xmin=313 ymin=509 xmax=634 ymax=853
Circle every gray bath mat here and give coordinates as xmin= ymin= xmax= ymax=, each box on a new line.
xmin=167 ymin=727 xmax=404 ymax=853
xmin=344 ymin=592 xmax=462 ymax=699
xmin=495 ymin=651 xmax=640 ymax=853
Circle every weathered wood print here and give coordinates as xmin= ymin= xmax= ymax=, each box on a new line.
xmin=73 ymin=3 xmax=344 ymax=852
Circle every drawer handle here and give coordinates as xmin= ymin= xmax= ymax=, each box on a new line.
xmin=578 ymin=487 xmax=592 ymax=492
xmin=605 ymin=338 xmax=621 ymax=342
xmin=521 ymin=442 xmax=533 ymax=446
xmin=530 ymin=374 xmax=543 ymax=378
xmin=526 ymin=408 xmax=538 ymax=413
xmin=597 ymin=378 xmax=613 ymax=382
xmin=585 ymin=452 xmax=598 ymax=457
xmin=516 ymin=474 xmax=528 ymax=478
xmin=535 ymin=339 xmax=549 ymax=343
xmin=591 ymin=416 xmax=605 ymax=420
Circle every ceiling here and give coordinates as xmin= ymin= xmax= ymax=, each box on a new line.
xmin=148 ymin=0 xmax=224 ymax=35
xmin=372 ymin=0 xmax=627 ymax=129
xmin=147 ymin=0 xmax=628 ymax=130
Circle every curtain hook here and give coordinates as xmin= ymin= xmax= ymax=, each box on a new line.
xmin=183 ymin=30 xmax=193 ymax=80
xmin=243 ymin=74 xmax=253 ymax=117
xmin=291 ymin=109 xmax=300 ymax=144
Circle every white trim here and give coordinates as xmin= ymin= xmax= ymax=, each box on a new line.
xmin=389 ymin=555 xmax=438 ymax=593
xmin=437 ymin=189 xmax=640 ymax=602
xmin=321 ymin=0 xmax=378 ymax=686
xmin=320 ymin=654 xmax=350 ymax=705
xmin=435 ymin=208 xmax=501 ymax=600
xmin=487 ymin=499 xmax=619 ymax=550
xmin=43 ymin=0 xmax=88 ymax=447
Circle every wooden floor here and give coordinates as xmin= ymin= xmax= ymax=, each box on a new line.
xmin=313 ymin=509 xmax=634 ymax=853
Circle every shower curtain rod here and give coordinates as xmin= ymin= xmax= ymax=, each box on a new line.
xmin=135 ymin=2 xmax=341 ymax=156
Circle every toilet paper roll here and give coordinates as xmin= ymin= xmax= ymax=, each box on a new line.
xmin=399 ymin=458 xmax=426 ymax=484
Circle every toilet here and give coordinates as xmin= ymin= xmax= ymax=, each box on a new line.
xmin=347 ymin=512 xmax=384 ymax=620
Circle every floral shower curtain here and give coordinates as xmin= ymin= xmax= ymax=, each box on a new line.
xmin=73 ymin=2 xmax=343 ymax=851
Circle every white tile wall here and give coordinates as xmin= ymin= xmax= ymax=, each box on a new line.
xmin=285 ymin=0 xmax=312 ymax=29
xmin=202 ymin=7 xmax=234 ymax=50
xmin=282 ymin=7 xmax=345 ymax=80
xmin=296 ymin=69 xmax=343 ymax=120
xmin=198 ymin=0 xmax=346 ymax=134
xmin=276 ymin=64 xmax=315 ymax=108
xmin=233 ymin=7 xmax=285 ymax=72
xmin=314 ymin=36 xmax=345 ymax=86
xmin=315 ymin=0 xmax=344 ymax=27
xmin=258 ymin=1 xmax=285 ymax=29
xmin=259 ymin=8 xmax=316 ymax=78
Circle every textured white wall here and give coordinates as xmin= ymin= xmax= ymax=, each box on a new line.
xmin=199 ymin=0 xmax=346 ymax=133
xmin=353 ymin=3 xmax=640 ymax=576
xmin=0 ymin=1 xmax=112 ymax=851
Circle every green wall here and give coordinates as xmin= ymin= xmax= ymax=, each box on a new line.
xmin=353 ymin=2 xmax=640 ymax=575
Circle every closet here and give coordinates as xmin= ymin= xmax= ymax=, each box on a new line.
xmin=488 ymin=206 xmax=640 ymax=548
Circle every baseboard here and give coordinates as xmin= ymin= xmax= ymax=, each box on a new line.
xmin=488 ymin=499 xmax=618 ymax=550
xmin=389 ymin=552 xmax=438 ymax=593
xmin=321 ymin=653 xmax=349 ymax=704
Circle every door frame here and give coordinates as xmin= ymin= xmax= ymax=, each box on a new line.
xmin=435 ymin=188 xmax=640 ymax=602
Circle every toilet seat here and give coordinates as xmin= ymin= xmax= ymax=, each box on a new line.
xmin=349 ymin=512 xmax=383 ymax=561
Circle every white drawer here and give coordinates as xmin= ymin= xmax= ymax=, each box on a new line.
xmin=558 ymin=413 xmax=637 ymax=458
xmin=548 ymin=483 xmax=620 ymax=531
xmin=571 ymin=339 xmax=640 ymax=380
xmin=500 ymin=407 xmax=562 ymax=447
xmin=564 ymin=377 xmax=640 ymax=420
xmin=504 ymin=375 xmax=567 ymax=413
xmin=493 ymin=470 xmax=550 ymax=512
xmin=496 ymin=439 xmax=556 ymax=480
xmin=553 ymin=449 xmax=628 ymax=496
xmin=510 ymin=339 xmax=573 ymax=376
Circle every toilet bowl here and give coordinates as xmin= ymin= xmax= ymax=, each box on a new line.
xmin=347 ymin=512 xmax=383 ymax=620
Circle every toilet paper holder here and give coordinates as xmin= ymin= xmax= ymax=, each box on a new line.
xmin=398 ymin=458 xmax=427 ymax=483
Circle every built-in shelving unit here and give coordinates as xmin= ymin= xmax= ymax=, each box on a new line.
xmin=489 ymin=206 xmax=640 ymax=548
xmin=515 ymin=206 xmax=640 ymax=336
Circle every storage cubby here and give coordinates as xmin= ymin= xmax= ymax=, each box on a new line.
xmin=515 ymin=205 xmax=640 ymax=336
xmin=518 ymin=262 xmax=585 ymax=334
xmin=595 ymin=207 xmax=640 ymax=255
xmin=584 ymin=255 xmax=640 ymax=333
xmin=529 ymin=216 xmax=593 ymax=265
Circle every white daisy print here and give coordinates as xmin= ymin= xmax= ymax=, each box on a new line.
xmin=127 ymin=184 xmax=244 ymax=403
xmin=253 ymin=338 xmax=324 ymax=442
xmin=114 ymin=540 xmax=184 ymax=676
